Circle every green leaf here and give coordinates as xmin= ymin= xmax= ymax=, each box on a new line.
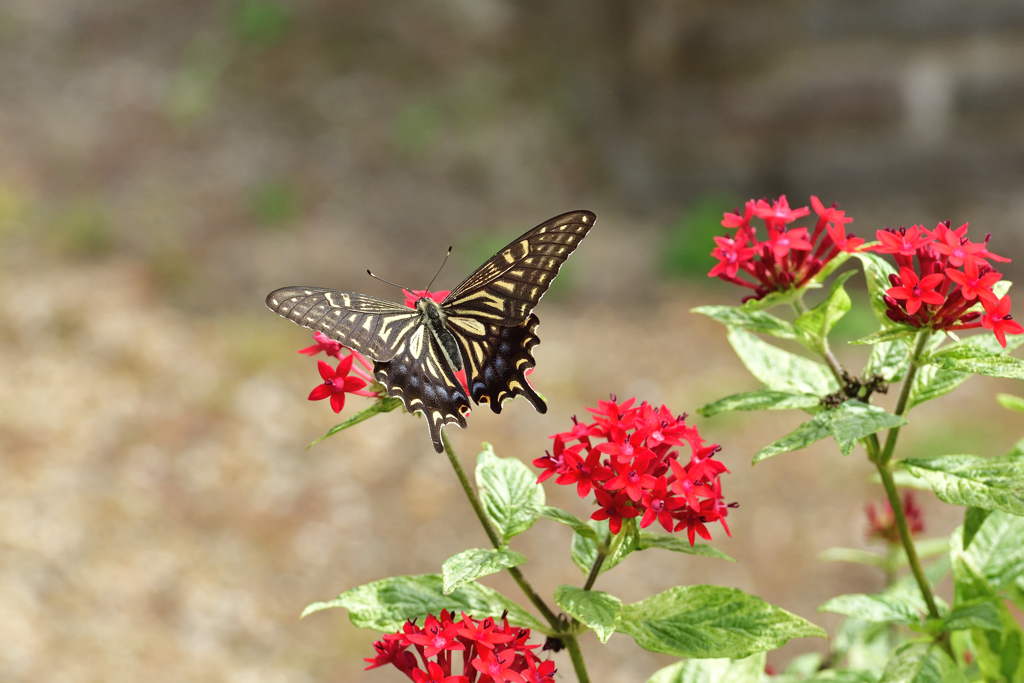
xmin=644 ymin=653 xmax=767 ymax=683
xmin=853 ymin=252 xmax=899 ymax=327
xmin=822 ymin=559 xmax=948 ymax=627
xmin=937 ymin=599 xmax=1003 ymax=632
xmin=301 ymin=574 xmax=546 ymax=632
xmin=812 ymin=251 xmax=854 ymax=286
xmin=819 ymin=548 xmax=889 ymax=570
xmin=963 ymin=507 xmax=992 ymax=549
xmin=741 ymin=287 xmax=803 ymax=312
xmin=920 ymin=331 xmax=1024 ymax=386
xmin=570 ymin=518 xmax=639 ymax=576
xmin=969 ymin=601 xmax=1024 ymax=682
xmin=727 ymin=327 xmax=839 ymax=396
xmin=833 ymin=617 xmax=891 ymax=677
xmin=916 ymin=537 xmax=953 ymax=560
xmin=308 ymin=396 xmax=403 ymax=447
xmin=879 ymin=642 xmax=966 ymax=683
xmin=951 ymin=510 xmax=1024 ymax=597
xmin=806 ymin=669 xmax=880 ymax=683
xmin=998 ymin=393 xmax=1024 ymax=413
xmin=852 ymin=327 xmax=917 ymax=345
xmin=692 ymin=305 xmax=798 ymax=340
xmin=830 ymin=400 xmax=906 ymax=456
xmin=819 ymin=592 xmax=924 ymax=625
xmin=928 ymin=354 xmax=1024 ymax=380
xmin=618 ymin=585 xmax=826 ymax=659
xmin=906 ymin=362 xmax=970 ymax=412
xmin=638 ymin=532 xmax=737 ymax=561
xmin=866 ymin=339 xmax=911 ymax=382
xmin=553 ymin=585 xmax=622 ymax=643
xmin=752 ymin=400 xmax=903 ymax=462
xmin=697 ymin=389 xmax=820 ymax=417
xmin=928 ymin=326 xmax=1024 ymax=360
xmin=534 ymin=505 xmax=598 ymax=540
xmin=441 ymin=548 xmax=526 ymax=595
xmin=785 ymin=652 xmax=825 ymax=676
xmin=794 ymin=270 xmax=856 ymax=354
xmin=878 ymin=469 xmax=937 ymax=490
xmin=753 ymin=411 xmax=834 ymax=463
xmin=1008 ymin=436 xmax=1024 ymax=457
xmin=820 ymin=539 xmax=948 ymax=571
xmin=475 ymin=444 xmax=544 ymax=543
xmin=897 ymin=453 xmax=1024 ymax=515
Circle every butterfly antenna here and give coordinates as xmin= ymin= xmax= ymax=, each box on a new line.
xmin=426 ymin=246 xmax=452 ymax=292
xmin=366 ymin=270 xmax=409 ymax=291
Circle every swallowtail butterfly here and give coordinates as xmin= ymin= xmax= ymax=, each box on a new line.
xmin=266 ymin=210 xmax=595 ymax=452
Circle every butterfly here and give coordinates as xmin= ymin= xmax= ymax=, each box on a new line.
xmin=266 ymin=210 xmax=595 ymax=452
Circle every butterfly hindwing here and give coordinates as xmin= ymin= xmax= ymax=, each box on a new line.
xmin=442 ymin=210 xmax=595 ymax=326
xmin=265 ymin=287 xmax=416 ymax=361
xmin=373 ymin=324 xmax=471 ymax=452
xmin=449 ymin=313 xmax=545 ymax=414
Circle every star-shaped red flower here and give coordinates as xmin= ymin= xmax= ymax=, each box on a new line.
xmin=886 ymin=267 xmax=945 ymax=315
xmin=982 ymin=295 xmax=1024 ymax=348
xmin=308 ymin=355 xmax=368 ymax=413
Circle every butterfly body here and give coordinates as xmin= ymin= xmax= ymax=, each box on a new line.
xmin=415 ymin=297 xmax=463 ymax=370
xmin=266 ymin=210 xmax=595 ymax=452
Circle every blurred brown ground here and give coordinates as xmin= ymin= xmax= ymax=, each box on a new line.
xmin=2 ymin=1 xmax=1024 ymax=681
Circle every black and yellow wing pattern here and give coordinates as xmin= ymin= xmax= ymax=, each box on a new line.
xmin=266 ymin=210 xmax=595 ymax=451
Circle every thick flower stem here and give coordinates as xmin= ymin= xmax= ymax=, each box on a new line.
xmin=441 ymin=432 xmax=590 ymax=682
xmin=874 ymin=463 xmax=941 ymax=620
xmin=442 ymin=431 xmax=504 ymax=550
xmin=582 ymin=553 xmax=606 ymax=592
xmin=564 ymin=636 xmax=591 ymax=683
xmin=879 ymin=331 xmax=930 ymax=465
xmin=866 ymin=331 xmax=953 ymax=657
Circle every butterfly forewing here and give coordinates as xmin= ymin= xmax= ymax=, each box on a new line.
xmin=442 ymin=210 xmax=595 ymax=326
xmin=265 ymin=287 xmax=416 ymax=361
xmin=373 ymin=325 xmax=471 ymax=452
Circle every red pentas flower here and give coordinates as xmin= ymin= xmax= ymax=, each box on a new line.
xmin=404 ymin=288 xmax=450 ymax=307
xmin=709 ymin=195 xmax=863 ymax=302
xmin=869 ymin=221 xmax=1018 ymax=346
xmin=534 ymin=396 xmax=734 ymax=546
xmin=366 ymin=611 xmax=555 ymax=683
xmin=866 ymin=492 xmax=924 ymax=543
xmin=298 ymin=330 xmax=344 ymax=358
xmin=982 ymin=295 xmax=1024 ymax=348
xmin=308 ymin=355 xmax=375 ymax=413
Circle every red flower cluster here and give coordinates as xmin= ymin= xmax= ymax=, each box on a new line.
xmin=365 ymin=610 xmax=555 ymax=683
xmin=866 ymin=492 xmax=924 ymax=544
xmin=869 ymin=222 xmax=1021 ymax=346
xmin=708 ymin=196 xmax=862 ymax=302
xmin=533 ymin=396 xmax=734 ymax=546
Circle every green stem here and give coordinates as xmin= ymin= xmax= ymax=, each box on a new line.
xmin=564 ymin=636 xmax=591 ymax=683
xmin=865 ymin=330 xmax=952 ymax=656
xmin=791 ymin=298 xmax=846 ymax=384
xmin=440 ymin=433 xmax=590 ymax=681
xmin=875 ymin=463 xmax=942 ymax=621
xmin=582 ymin=552 xmax=606 ymax=592
xmin=442 ymin=431 xmax=503 ymax=549
xmin=878 ymin=331 xmax=930 ymax=465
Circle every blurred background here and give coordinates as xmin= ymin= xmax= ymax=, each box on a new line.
xmin=3 ymin=1 xmax=1024 ymax=681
